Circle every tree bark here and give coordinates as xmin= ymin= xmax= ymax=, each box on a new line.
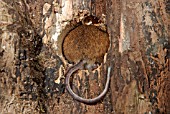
xmin=0 ymin=0 xmax=169 ymax=114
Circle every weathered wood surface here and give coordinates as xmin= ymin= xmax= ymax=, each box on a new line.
xmin=0 ymin=0 xmax=169 ymax=114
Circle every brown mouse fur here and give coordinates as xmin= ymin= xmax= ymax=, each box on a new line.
xmin=62 ymin=25 xmax=110 ymax=64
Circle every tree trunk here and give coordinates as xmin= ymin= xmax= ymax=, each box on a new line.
xmin=0 ymin=0 xmax=169 ymax=114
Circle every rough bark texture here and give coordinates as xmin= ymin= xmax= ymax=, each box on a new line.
xmin=0 ymin=0 xmax=169 ymax=114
